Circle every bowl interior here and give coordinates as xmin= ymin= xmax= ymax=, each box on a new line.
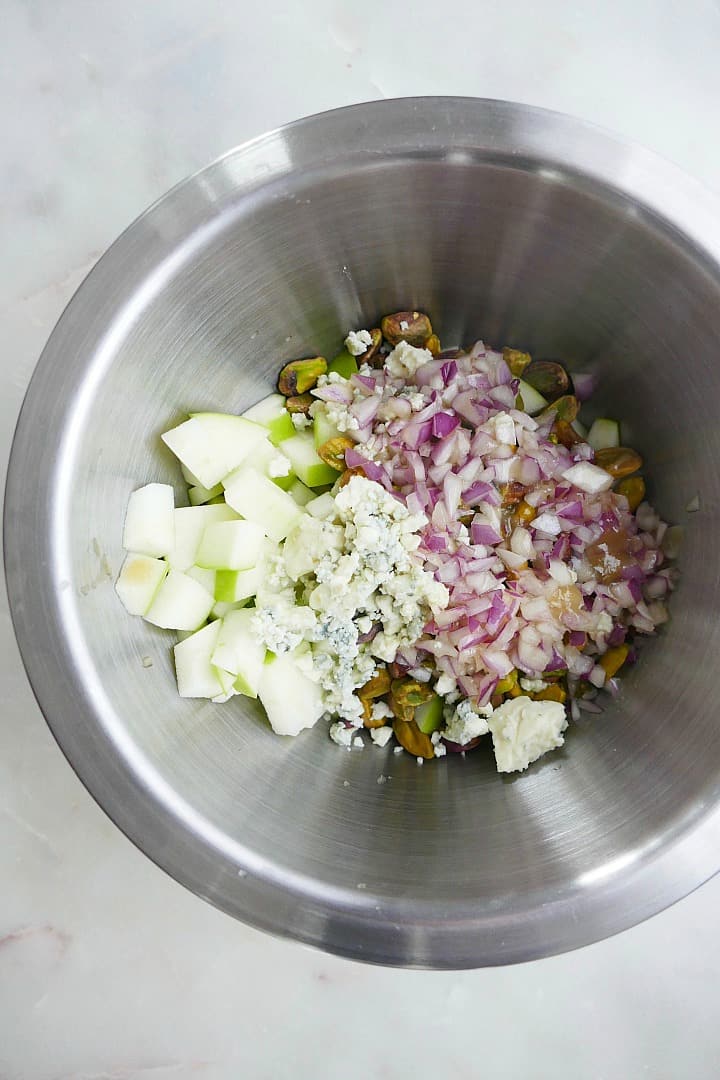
xmin=8 ymin=100 xmax=720 ymax=966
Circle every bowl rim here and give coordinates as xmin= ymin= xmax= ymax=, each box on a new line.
xmin=6 ymin=96 xmax=720 ymax=969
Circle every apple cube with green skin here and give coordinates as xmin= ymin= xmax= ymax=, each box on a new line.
xmin=195 ymin=519 xmax=265 ymax=570
xmin=311 ymin=404 xmax=343 ymax=451
xmin=516 ymin=380 xmax=548 ymax=417
xmin=415 ymin=694 xmax=443 ymax=734
xmin=242 ymin=393 xmax=296 ymax=446
xmin=305 ymin=492 xmax=337 ymax=520
xmin=174 ymin=621 xmax=226 ymax=698
xmin=161 ymin=412 xmax=267 ymax=489
xmin=115 ymin=554 xmax=168 ymax=616
xmin=223 ymin=463 xmax=304 ymax=541
xmin=215 ymin=564 xmax=263 ymax=603
xmin=327 ymin=351 xmax=359 ymax=379
xmin=167 ymin=504 xmax=239 ymax=571
xmin=252 ymin=439 xmax=295 ymax=490
xmin=212 ymin=664 xmax=238 ymax=702
xmin=188 ymin=481 xmax=224 ymax=505
xmin=587 ymin=418 xmax=620 ymax=451
xmin=144 ymin=569 xmax=214 ymax=631
xmin=181 ymin=463 xmax=203 ymax=487
xmin=185 ymin=565 xmax=216 ymax=594
xmin=280 ymin=431 xmax=338 ymax=487
xmin=211 ymin=609 xmax=266 ymax=698
xmin=211 ymin=600 xmax=247 ymax=619
xmin=288 ymin=478 xmax=315 ymax=506
xmin=257 ymin=649 xmax=325 ymax=735
xmin=123 ymin=483 xmax=175 ymax=558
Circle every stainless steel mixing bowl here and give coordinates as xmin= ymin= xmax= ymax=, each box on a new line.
xmin=6 ymin=98 xmax=720 ymax=968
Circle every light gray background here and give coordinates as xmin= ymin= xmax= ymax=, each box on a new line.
xmin=3 ymin=2 xmax=720 ymax=1077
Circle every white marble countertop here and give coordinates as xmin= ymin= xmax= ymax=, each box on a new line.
xmin=3 ymin=2 xmax=720 ymax=1076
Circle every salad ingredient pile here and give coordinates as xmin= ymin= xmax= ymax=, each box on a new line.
xmin=116 ymin=311 xmax=677 ymax=772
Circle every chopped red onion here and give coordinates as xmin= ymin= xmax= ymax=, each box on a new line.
xmin=312 ymin=383 xmax=354 ymax=404
xmin=351 ymin=373 xmax=377 ymax=392
xmin=571 ymin=372 xmax=596 ymax=401
xmin=335 ymin=336 xmax=674 ymax=718
xmin=351 ymin=395 xmax=381 ymax=427
xmin=432 ymin=411 xmax=461 ymax=439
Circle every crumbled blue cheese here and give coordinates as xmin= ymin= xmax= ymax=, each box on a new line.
xmin=430 ymin=730 xmax=448 ymax=758
xmin=291 ymin=412 xmax=311 ymax=430
xmin=435 ymin=672 xmax=458 ymax=697
xmin=371 ymin=700 xmax=393 ymax=721
xmin=345 ymin=329 xmax=373 ymax=356
xmin=442 ymin=697 xmax=493 ymax=744
xmin=329 ymin=722 xmax=354 ymax=749
xmin=370 ymin=725 xmax=394 ymax=747
xmin=398 ymin=387 xmax=426 ymax=411
xmin=311 ymin=377 xmax=360 ymax=433
xmin=326 ymin=404 xmax=360 ymax=433
xmin=519 ymin=677 xmax=548 ymax=692
xmin=252 ymin=475 xmax=448 ymax=726
xmin=385 ymin=340 xmax=432 ymax=379
xmin=487 ymin=696 xmax=568 ymax=773
xmin=251 ymin=603 xmax=316 ymax=656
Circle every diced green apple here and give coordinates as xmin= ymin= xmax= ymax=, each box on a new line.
xmin=257 ymin=649 xmax=325 ymax=735
xmin=587 ymin=418 xmax=620 ymax=451
xmin=280 ymin=431 xmax=338 ymax=487
xmin=288 ymin=478 xmax=315 ymax=506
xmin=516 ymin=380 xmax=549 ymax=417
xmin=242 ymin=393 xmax=296 ymax=446
xmin=185 ymin=565 xmax=216 ymax=594
xmin=122 ymin=483 xmax=175 ymax=557
xmin=311 ymin=404 xmax=343 ymax=450
xmin=327 ymin=352 xmax=358 ymax=379
xmin=223 ymin=463 xmax=304 ymax=541
xmin=188 ymin=481 xmax=224 ymax=505
xmin=213 ymin=664 xmax=237 ymax=701
xmin=215 ymin=565 xmax=263 ymax=604
xmin=181 ymin=463 xmax=203 ymax=487
xmin=252 ymin=439 xmax=295 ymax=490
xmin=195 ymin=519 xmax=265 ymax=570
xmin=144 ymin=569 xmax=214 ymax=631
xmin=211 ymin=609 xmax=266 ymax=698
xmin=161 ymin=412 xmax=267 ymax=489
xmin=173 ymin=621 xmax=225 ymax=698
xmin=305 ymin=492 xmax=337 ymax=520
xmin=211 ymin=600 xmax=247 ymax=619
xmin=115 ymin=554 xmax=167 ymax=616
xmin=415 ymin=694 xmax=444 ymax=734
xmin=167 ymin=504 xmax=238 ymax=571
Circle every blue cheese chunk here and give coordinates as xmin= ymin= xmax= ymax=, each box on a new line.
xmin=345 ymin=329 xmax=373 ymax=356
xmin=488 ymin=696 xmax=568 ymax=773
xmin=442 ymin=698 xmax=493 ymax=745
